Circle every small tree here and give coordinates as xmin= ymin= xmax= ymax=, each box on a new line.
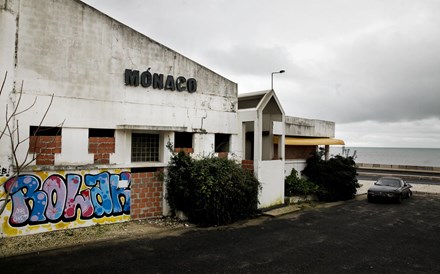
xmin=302 ymin=148 xmax=359 ymax=202
xmin=0 ymin=72 xmax=62 ymax=215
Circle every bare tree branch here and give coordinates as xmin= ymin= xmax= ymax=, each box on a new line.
xmin=0 ymin=71 xmax=7 ymax=97
xmin=1 ymin=72 xmax=62 ymax=216
xmin=1 ymin=80 xmax=24 ymax=140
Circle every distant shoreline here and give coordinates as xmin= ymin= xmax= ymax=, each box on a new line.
xmin=344 ymin=147 xmax=440 ymax=149
xmin=357 ymin=163 xmax=440 ymax=171
xmin=330 ymin=147 xmax=440 ymax=168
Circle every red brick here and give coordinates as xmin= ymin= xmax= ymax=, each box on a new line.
xmin=131 ymin=173 xmax=140 ymax=179
xmin=89 ymin=144 xmax=98 ymax=153
xmin=38 ymin=148 xmax=52 ymax=154
xmin=217 ymin=152 xmax=228 ymax=159
xmin=36 ymin=157 xmax=54 ymax=165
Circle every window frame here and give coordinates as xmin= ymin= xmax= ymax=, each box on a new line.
xmin=131 ymin=132 xmax=161 ymax=163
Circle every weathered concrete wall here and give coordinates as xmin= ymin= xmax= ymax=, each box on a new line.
xmin=285 ymin=116 xmax=335 ymax=138
xmin=0 ymin=0 xmax=19 ymax=171
xmin=258 ymin=160 xmax=285 ymax=208
xmin=7 ymin=0 xmax=238 ymax=165
xmin=0 ymin=0 xmax=241 ymax=237
xmin=285 ymin=160 xmax=307 ymax=177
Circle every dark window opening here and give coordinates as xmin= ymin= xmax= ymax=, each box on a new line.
xmin=30 ymin=126 xmax=62 ymax=136
xmin=215 ymin=134 xmax=230 ymax=153
xmin=174 ymin=132 xmax=193 ymax=148
xmin=89 ymin=128 xmax=115 ymax=137
xmin=131 ymin=133 xmax=160 ymax=162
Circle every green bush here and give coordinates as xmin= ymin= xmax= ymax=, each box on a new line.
xmin=285 ymin=168 xmax=318 ymax=196
xmin=302 ymin=150 xmax=359 ymax=202
xmin=166 ymin=151 xmax=261 ymax=226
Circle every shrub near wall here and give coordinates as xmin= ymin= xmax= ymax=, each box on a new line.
xmin=166 ymin=152 xmax=261 ymax=226
xmin=302 ymin=152 xmax=359 ymax=202
xmin=285 ymin=168 xmax=318 ymax=196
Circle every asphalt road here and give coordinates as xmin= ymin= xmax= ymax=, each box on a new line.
xmin=2 ymin=194 xmax=440 ymax=273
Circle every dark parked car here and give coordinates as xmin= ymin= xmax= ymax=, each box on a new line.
xmin=367 ymin=177 xmax=412 ymax=203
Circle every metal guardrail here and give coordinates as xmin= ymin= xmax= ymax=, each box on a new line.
xmin=356 ymin=163 xmax=440 ymax=182
xmin=356 ymin=163 xmax=440 ymax=173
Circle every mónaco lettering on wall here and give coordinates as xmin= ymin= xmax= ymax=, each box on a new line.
xmin=125 ymin=68 xmax=197 ymax=93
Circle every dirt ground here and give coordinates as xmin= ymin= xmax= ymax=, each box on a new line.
xmin=0 ymin=202 xmax=324 ymax=258
xmin=0 ymin=217 xmax=189 ymax=258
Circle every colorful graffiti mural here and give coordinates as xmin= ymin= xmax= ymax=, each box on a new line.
xmin=1 ymin=169 xmax=131 ymax=237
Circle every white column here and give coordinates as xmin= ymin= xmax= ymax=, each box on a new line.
xmin=325 ymin=145 xmax=330 ymax=160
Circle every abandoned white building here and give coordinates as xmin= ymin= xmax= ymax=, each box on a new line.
xmin=0 ymin=0 xmax=343 ymax=237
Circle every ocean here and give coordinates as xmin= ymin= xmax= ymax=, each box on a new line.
xmin=329 ymin=147 xmax=440 ymax=167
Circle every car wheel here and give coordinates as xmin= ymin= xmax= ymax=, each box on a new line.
xmin=367 ymin=195 xmax=374 ymax=203
xmin=407 ymin=190 xmax=412 ymax=198
xmin=396 ymin=194 xmax=402 ymax=204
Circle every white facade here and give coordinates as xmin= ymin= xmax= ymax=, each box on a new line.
xmin=238 ymin=90 xmax=286 ymax=208
xmin=0 ymin=0 xmax=238 ymax=169
xmin=0 ymin=0 xmax=342 ymax=238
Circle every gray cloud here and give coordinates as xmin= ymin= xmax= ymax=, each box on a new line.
xmin=203 ymin=45 xmax=300 ymax=77
xmin=276 ymin=10 xmax=440 ymax=124
xmin=337 ymin=25 xmax=440 ymax=123
xmin=83 ymin=0 xmax=440 ymax=147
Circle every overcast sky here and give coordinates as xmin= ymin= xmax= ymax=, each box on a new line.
xmin=83 ymin=0 xmax=440 ymax=148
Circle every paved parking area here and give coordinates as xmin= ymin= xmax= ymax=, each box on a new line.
xmin=358 ymin=179 xmax=440 ymax=195
xmin=2 ymin=193 xmax=440 ymax=273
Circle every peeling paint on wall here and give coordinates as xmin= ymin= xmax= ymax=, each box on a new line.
xmin=0 ymin=169 xmax=131 ymax=237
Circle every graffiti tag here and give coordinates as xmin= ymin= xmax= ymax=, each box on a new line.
xmin=0 ymin=165 xmax=10 ymax=177
xmin=4 ymin=171 xmax=131 ymax=227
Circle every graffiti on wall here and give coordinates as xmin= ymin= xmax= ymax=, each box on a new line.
xmin=3 ymin=171 xmax=131 ymax=229
xmin=0 ymin=164 xmax=10 ymax=177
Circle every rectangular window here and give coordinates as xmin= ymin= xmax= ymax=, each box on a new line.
xmin=30 ymin=126 xmax=62 ymax=136
xmin=89 ymin=128 xmax=114 ymax=137
xmin=131 ymin=133 xmax=160 ymax=162
xmin=215 ymin=134 xmax=230 ymax=153
xmin=174 ymin=132 xmax=193 ymax=149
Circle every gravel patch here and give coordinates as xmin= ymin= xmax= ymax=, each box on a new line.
xmin=0 ymin=217 xmax=189 ymax=258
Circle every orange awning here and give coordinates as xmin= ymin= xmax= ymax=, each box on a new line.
xmin=274 ymin=136 xmax=345 ymax=146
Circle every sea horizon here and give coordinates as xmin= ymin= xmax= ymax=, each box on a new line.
xmin=330 ymin=146 xmax=440 ymax=168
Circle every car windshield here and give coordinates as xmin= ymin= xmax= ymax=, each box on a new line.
xmin=377 ymin=179 xmax=401 ymax=187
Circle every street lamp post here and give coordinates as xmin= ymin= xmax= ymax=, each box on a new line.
xmin=271 ymin=70 xmax=285 ymax=90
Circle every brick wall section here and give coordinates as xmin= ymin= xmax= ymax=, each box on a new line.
xmin=217 ymin=152 xmax=229 ymax=159
xmin=130 ymin=169 xmax=164 ymax=220
xmin=88 ymin=137 xmax=115 ymax=164
xmin=285 ymin=145 xmax=317 ymax=160
xmin=29 ymin=136 xmax=62 ymax=165
xmin=174 ymin=148 xmax=194 ymax=154
xmin=242 ymin=160 xmax=254 ymax=173
xmin=274 ymin=144 xmax=317 ymax=160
